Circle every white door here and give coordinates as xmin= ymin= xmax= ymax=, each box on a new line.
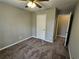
xmin=36 ymin=14 xmax=46 ymax=40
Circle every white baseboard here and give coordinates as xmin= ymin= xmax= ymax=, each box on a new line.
xmin=0 ymin=36 xmax=32 ymax=51
xmin=32 ymin=36 xmax=53 ymax=43
xmin=0 ymin=36 xmax=72 ymax=59
xmin=0 ymin=36 xmax=53 ymax=51
xmin=68 ymin=47 xmax=72 ymax=59
xmin=57 ymin=35 xmax=66 ymax=38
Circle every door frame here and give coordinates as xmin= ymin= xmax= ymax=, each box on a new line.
xmin=66 ymin=12 xmax=74 ymax=46
xmin=65 ymin=13 xmax=72 ymax=46
xmin=54 ymin=13 xmax=72 ymax=46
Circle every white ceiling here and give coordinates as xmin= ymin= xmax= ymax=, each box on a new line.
xmin=0 ymin=0 xmax=78 ymax=12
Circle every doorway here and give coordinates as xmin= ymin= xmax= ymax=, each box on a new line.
xmin=36 ymin=14 xmax=46 ymax=40
xmin=55 ymin=13 xmax=71 ymax=46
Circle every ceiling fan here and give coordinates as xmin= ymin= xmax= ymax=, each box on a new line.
xmin=21 ymin=0 xmax=49 ymax=8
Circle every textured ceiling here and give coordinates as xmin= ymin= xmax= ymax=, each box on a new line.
xmin=0 ymin=0 xmax=78 ymax=12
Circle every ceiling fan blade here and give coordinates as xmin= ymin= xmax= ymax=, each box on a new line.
xmin=35 ymin=2 xmax=42 ymax=8
xmin=25 ymin=5 xmax=28 ymax=8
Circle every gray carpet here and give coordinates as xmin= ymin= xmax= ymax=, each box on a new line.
xmin=0 ymin=37 xmax=69 ymax=59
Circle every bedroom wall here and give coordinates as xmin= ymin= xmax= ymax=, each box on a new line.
xmin=32 ymin=13 xmax=36 ymax=37
xmin=32 ymin=7 xmax=56 ymax=42
xmin=0 ymin=2 xmax=32 ymax=48
xmin=68 ymin=3 xmax=79 ymax=59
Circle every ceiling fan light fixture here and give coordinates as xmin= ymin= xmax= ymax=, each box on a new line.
xmin=27 ymin=1 xmax=36 ymax=8
xmin=31 ymin=3 xmax=36 ymax=8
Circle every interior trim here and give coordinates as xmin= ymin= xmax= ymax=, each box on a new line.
xmin=0 ymin=36 xmax=32 ymax=51
xmin=68 ymin=47 xmax=72 ymax=59
xmin=56 ymin=35 xmax=66 ymax=38
xmin=0 ymin=36 xmax=53 ymax=51
xmin=32 ymin=36 xmax=53 ymax=43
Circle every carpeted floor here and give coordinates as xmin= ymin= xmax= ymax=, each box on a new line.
xmin=0 ymin=37 xmax=69 ymax=59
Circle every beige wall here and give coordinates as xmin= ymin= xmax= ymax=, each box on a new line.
xmin=0 ymin=2 xmax=32 ymax=48
xmin=68 ymin=3 xmax=79 ymax=59
xmin=32 ymin=13 xmax=36 ymax=36
xmin=32 ymin=8 xmax=56 ymax=42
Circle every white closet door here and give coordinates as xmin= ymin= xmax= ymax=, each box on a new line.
xmin=36 ymin=14 xmax=46 ymax=40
